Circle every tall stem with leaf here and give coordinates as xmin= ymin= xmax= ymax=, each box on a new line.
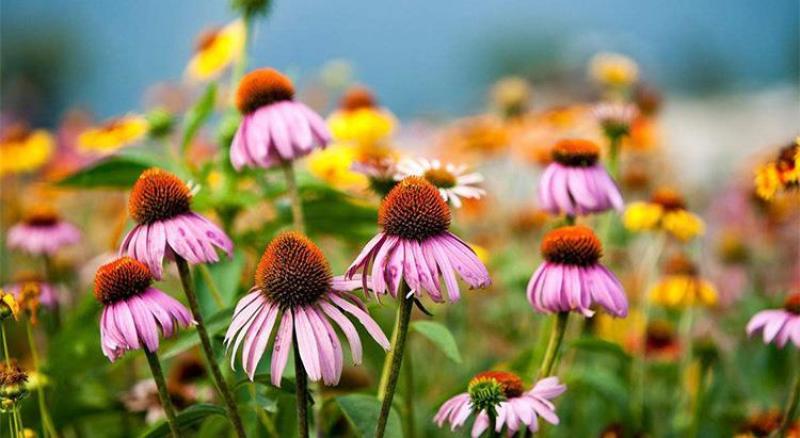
xmin=175 ymin=256 xmax=246 ymax=438
xmin=376 ymin=286 xmax=414 ymax=438
xmin=143 ymin=349 xmax=181 ymax=438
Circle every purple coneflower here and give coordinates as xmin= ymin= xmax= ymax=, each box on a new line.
xmin=230 ymin=68 xmax=330 ymax=170
xmin=747 ymin=293 xmax=800 ymax=348
xmin=120 ymin=168 xmax=232 ymax=280
xmin=527 ymin=225 xmax=627 ymax=318
xmin=94 ymin=257 xmax=193 ymax=362
xmin=395 ymin=157 xmax=485 ymax=208
xmin=346 ymin=176 xmax=491 ymax=302
xmin=538 ymin=139 xmax=623 ymax=216
xmin=592 ymin=102 xmax=638 ymax=137
xmin=226 ymin=231 xmax=389 ymax=385
xmin=7 ymin=209 xmax=80 ymax=255
xmin=434 ymin=371 xmax=566 ymax=437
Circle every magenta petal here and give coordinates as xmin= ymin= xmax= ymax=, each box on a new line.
xmin=270 ymin=311 xmax=294 ymax=386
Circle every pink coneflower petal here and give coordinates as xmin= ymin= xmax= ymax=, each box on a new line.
xmin=306 ymin=307 xmax=339 ymax=385
xmin=319 ymin=301 xmax=363 ymax=363
xmin=270 ymin=311 xmax=294 ymax=386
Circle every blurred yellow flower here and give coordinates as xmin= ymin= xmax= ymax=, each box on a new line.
xmin=328 ymin=85 xmax=395 ymax=146
xmin=307 ymin=144 xmax=368 ymax=191
xmin=649 ymin=254 xmax=717 ymax=309
xmin=469 ymin=243 xmax=490 ymax=265
xmin=0 ymin=289 xmax=20 ymax=321
xmin=623 ymin=188 xmax=705 ymax=242
xmin=490 ymin=76 xmax=532 ymax=118
xmin=0 ymin=124 xmax=54 ymax=176
xmin=596 ymin=308 xmax=645 ymax=352
xmin=186 ymin=20 xmax=246 ymax=81
xmin=754 ymin=139 xmax=799 ymax=201
xmin=589 ymin=52 xmax=639 ymax=89
xmin=78 ymin=115 xmax=149 ymax=153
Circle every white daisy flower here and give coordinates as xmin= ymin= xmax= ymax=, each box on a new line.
xmin=394 ymin=157 xmax=485 ymax=208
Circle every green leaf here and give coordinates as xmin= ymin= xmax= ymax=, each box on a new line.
xmin=336 ymin=394 xmax=402 ymax=438
xmin=411 ymin=320 xmax=462 ymax=363
xmin=161 ymin=307 xmax=233 ymax=360
xmin=234 ymin=373 xmax=296 ymax=394
xmin=568 ymin=336 xmax=632 ymax=363
xmin=56 ymin=156 xmax=154 ymax=188
xmin=141 ymin=403 xmax=227 ymax=438
xmin=181 ymin=83 xmax=217 ymax=154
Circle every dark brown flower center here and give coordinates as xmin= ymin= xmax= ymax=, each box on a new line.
xmin=423 ymin=167 xmax=457 ymax=189
xmin=235 ymin=68 xmax=295 ymax=114
xmin=1 ymin=124 xmax=31 ymax=144
xmin=94 ymin=257 xmax=153 ymax=304
xmin=784 ymin=293 xmax=800 ymax=315
xmin=650 ymin=188 xmax=686 ymax=211
xmin=541 ymin=225 xmax=602 ymax=266
xmin=378 ymin=177 xmax=451 ymax=241
xmin=256 ymin=232 xmax=332 ymax=309
xmin=129 ymin=168 xmax=192 ymax=224
xmin=340 ymin=86 xmax=377 ymax=111
xmin=663 ymin=254 xmax=698 ymax=276
xmin=469 ymin=371 xmax=524 ymax=398
xmin=23 ymin=208 xmax=60 ymax=227
xmin=195 ymin=27 xmax=221 ymax=52
xmin=646 ymin=320 xmax=676 ymax=351
xmin=552 ymin=139 xmax=600 ymax=167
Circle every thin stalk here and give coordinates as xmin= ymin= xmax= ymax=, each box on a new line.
xmin=487 ymin=412 xmax=499 ymax=438
xmin=538 ymin=312 xmax=570 ymax=378
xmin=673 ymin=306 xmax=695 ymax=432
xmin=689 ymin=363 xmax=710 ymax=438
xmin=776 ymin=370 xmax=800 ymax=438
xmin=281 ymin=160 xmax=305 ymax=234
xmin=230 ymin=17 xmax=251 ymax=89
xmin=143 ymin=349 xmax=180 ymax=438
xmin=293 ymin=334 xmax=310 ymax=438
xmin=26 ymin=322 xmax=57 ymax=438
xmin=1 ymin=324 xmax=10 ymax=366
xmin=607 ymin=134 xmax=622 ymax=180
xmin=175 ymin=256 xmax=246 ymax=438
xmin=402 ymin=345 xmax=416 ymax=438
xmin=8 ymin=413 xmax=15 ymax=438
xmin=376 ymin=291 xmax=414 ymax=438
xmin=197 ymin=264 xmax=225 ymax=309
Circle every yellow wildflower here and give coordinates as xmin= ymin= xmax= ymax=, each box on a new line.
xmin=0 ymin=124 xmax=54 ymax=176
xmin=490 ymin=76 xmax=532 ymax=118
xmin=649 ymin=254 xmax=717 ymax=309
xmin=307 ymin=144 xmax=368 ymax=191
xmin=754 ymin=139 xmax=799 ymax=200
xmin=328 ymin=86 xmax=395 ymax=145
xmin=78 ymin=115 xmax=149 ymax=153
xmin=623 ymin=187 xmax=705 ymax=241
xmin=186 ymin=20 xmax=246 ymax=81
xmin=469 ymin=243 xmax=490 ymax=265
xmin=589 ymin=52 xmax=639 ymax=89
xmin=0 ymin=289 xmax=20 ymax=321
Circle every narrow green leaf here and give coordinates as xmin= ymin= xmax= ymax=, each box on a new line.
xmin=181 ymin=83 xmax=217 ymax=154
xmin=336 ymin=394 xmax=402 ymax=438
xmin=57 ymin=156 xmax=153 ymax=188
xmin=411 ymin=320 xmax=462 ymax=363
xmin=141 ymin=403 xmax=226 ymax=438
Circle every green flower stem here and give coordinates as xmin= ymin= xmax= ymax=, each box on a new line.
xmin=293 ymin=334 xmax=310 ymax=438
xmin=26 ymin=322 xmax=57 ymax=438
xmin=402 ymin=345 xmax=416 ymax=438
xmin=376 ymin=287 xmax=414 ymax=438
xmin=538 ymin=312 xmax=570 ymax=378
xmin=175 ymin=256 xmax=246 ymax=438
xmin=143 ymin=349 xmax=181 ymax=438
xmin=777 ymin=369 xmax=800 ymax=438
xmin=197 ymin=264 xmax=225 ymax=310
xmin=607 ymin=134 xmax=622 ymax=181
xmin=281 ymin=160 xmax=306 ymax=234
xmin=1 ymin=323 xmax=10 ymax=366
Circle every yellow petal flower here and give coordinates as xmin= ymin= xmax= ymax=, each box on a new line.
xmin=589 ymin=52 xmax=639 ymax=88
xmin=328 ymin=108 xmax=395 ymax=145
xmin=623 ymin=202 xmax=663 ymax=232
xmin=78 ymin=115 xmax=149 ymax=153
xmin=754 ymin=162 xmax=780 ymax=200
xmin=0 ymin=128 xmax=54 ymax=176
xmin=186 ymin=20 xmax=246 ymax=81
xmin=662 ymin=210 xmax=705 ymax=241
xmin=0 ymin=289 xmax=20 ymax=320
xmin=649 ymin=276 xmax=717 ymax=309
xmin=307 ymin=143 xmax=368 ymax=191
